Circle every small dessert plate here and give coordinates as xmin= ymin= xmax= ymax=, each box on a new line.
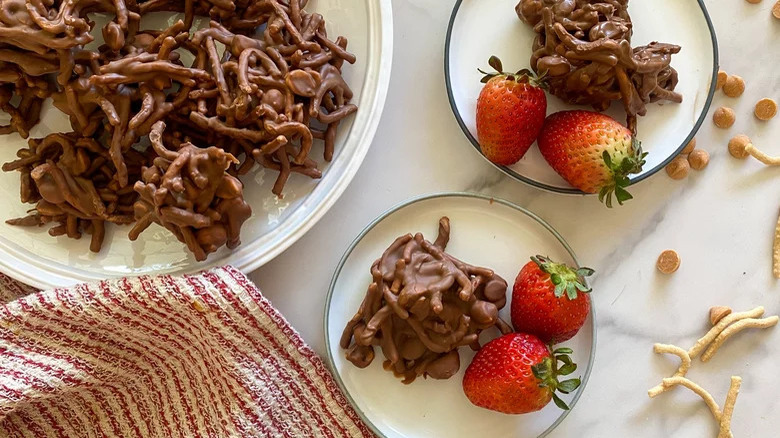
xmin=445 ymin=0 xmax=718 ymax=193
xmin=324 ymin=193 xmax=596 ymax=438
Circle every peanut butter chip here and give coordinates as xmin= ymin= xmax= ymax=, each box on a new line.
xmin=666 ymin=156 xmax=689 ymax=180
xmin=755 ymin=98 xmax=778 ymax=121
xmin=728 ymin=135 xmax=751 ymax=159
xmin=682 ymin=138 xmax=696 ymax=154
xmin=774 ymin=1 xmax=780 ymax=19
xmin=713 ymin=107 xmax=736 ymax=129
xmin=709 ymin=306 xmax=732 ymax=325
xmin=746 ymin=0 xmax=762 ymax=4
xmin=716 ymin=71 xmax=728 ymax=90
xmin=688 ymin=149 xmax=710 ymax=170
xmin=723 ymin=75 xmax=745 ymax=98
xmin=656 ymin=250 xmax=681 ymax=274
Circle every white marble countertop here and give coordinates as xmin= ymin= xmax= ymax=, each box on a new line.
xmin=251 ymin=0 xmax=780 ymax=436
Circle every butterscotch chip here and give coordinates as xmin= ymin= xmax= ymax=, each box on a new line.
xmin=682 ymin=138 xmax=696 ymax=154
xmin=192 ymin=300 xmax=207 ymax=312
xmin=728 ymin=135 xmax=751 ymax=159
xmin=666 ymin=156 xmax=689 ymax=179
xmin=713 ymin=107 xmax=736 ymax=128
xmin=755 ymin=98 xmax=777 ymax=121
xmin=716 ymin=71 xmax=728 ymax=90
xmin=656 ymin=250 xmax=680 ymax=274
xmin=745 ymin=0 xmax=761 ymax=3
xmin=710 ymin=306 xmax=732 ymax=325
xmin=774 ymin=1 xmax=780 ymax=19
xmin=723 ymin=76 xmax=745 ymax=98
xmin=688 ymin=149 xmax=710 ymax=170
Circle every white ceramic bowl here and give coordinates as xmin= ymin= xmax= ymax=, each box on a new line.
xmin=0 ymin=1 xmax=393 ymax=288
xmin=324 ymin=193 xmax=596 ymax=438
xmin=446 ymin=0 xmax=718 ymax=193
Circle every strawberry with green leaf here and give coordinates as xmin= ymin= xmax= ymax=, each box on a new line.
xmin=476 ymin=56 xmax=547 ymax=166
xmin=537 ymin=110 xmax=647 ymax=207
xmin=462 ymin=333 xmax=581 ymax=414
xmin=511 ymin=255 xmax=594 ymax=344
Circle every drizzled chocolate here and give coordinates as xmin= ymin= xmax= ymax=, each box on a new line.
xmin=340 ymin=217 xmax=512 ymax=384
xmin=0 ymin=0 xmax=357 ymax=258
xmin=517 ymin=0 xmax=681 ymax=133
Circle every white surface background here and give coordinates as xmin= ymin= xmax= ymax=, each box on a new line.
xmin=252 ymin=0 xmax=780 ymax=436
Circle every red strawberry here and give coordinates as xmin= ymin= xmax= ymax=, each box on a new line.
xmin=537 ymin=110 xmax=646 ymax=207
xmin=511 ymin=255 xmax=594 ymax=344
xmin=476 ymin=56 xmax=547 ymax=166
xmin=462 ymin=333 xmax=580 ymax=414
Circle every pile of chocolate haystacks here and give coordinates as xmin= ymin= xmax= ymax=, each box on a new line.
xmin=517 ymin=0 xmax=681 ymax=133
xmin=341 ymin=217 xmax=512 ymax=384
xmin=0 ymin=0 xmax=357 ymax=260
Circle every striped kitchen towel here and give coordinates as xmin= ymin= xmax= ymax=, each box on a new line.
xmin=0 ymin=266 xmax=374 ymax=438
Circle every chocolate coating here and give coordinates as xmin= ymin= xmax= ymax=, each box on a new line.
xmin=517 ymin=0 xmax=682 ymax=133
xmin=340 ymin=217 xmax=512 ymax=384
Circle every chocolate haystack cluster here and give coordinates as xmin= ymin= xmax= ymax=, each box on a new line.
xmin=2 ymin=133 xmax=146 ymax=252
xmin=128 ymin=121 xmax=251 ymax=261
xmin=0 ymin=0 xmax=357 ymax=259
xmin=341 ymin=217 xmax=512 ymax=384
xmin=517 ymin=0 xmax=682 ymax=133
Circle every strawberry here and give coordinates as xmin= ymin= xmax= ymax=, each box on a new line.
xmin=511 ymin=255 xmax=594 ymax=344
xmin=462 ymin=333 xmax=580 ymax=414
xmin=537 ymin=110 xmax=647 ymax=207
xmin=476 ymin=56 xmax=547 ymax=166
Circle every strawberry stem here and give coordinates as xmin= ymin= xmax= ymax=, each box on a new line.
xmin=598 ymin=139 xmax=647 ymax=208
xmin=531 ymin=347 xmax=582 ymax=411
xmin=478 ymin=56 xmax=547 ymax=88
xmin=531 ymin=255 xmax=594 ymax=300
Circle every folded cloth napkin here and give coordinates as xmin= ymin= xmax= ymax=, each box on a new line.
xmin=0 ymin=266 xmax=374 ymax=438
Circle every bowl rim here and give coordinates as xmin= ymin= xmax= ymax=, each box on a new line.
xmin=443 ymin=0 xmax=720 ymax=195
xmin=322 ymin=191 xmax=597 ymax=438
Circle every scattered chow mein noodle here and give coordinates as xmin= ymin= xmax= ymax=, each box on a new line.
xmin=647 ymin=343 xmax=690 ymax=397
xmin=649 ymin=306 xmax=778 ymax=436
xmin=660 ymin=377 xmax=728 ymax=433
xmin=688 ymin=306 xmax=765 ymax=360
xmin=718 ymin=377 xmax=742 ymax=438
xmin=701 ymin=316 xmax=779 ymax=362
xmin=775 ymin=212 xmax=780 ymax=278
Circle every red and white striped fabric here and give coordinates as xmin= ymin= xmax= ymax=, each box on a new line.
xmin=0 ymin=266 xmax=374 ymax=438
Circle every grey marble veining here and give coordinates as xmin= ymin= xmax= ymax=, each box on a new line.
xmin=252 ymin=0 xmax=780 ymax=435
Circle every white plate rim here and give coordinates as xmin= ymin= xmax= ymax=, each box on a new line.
xmin=0 ymin=0 xmax=394 ymax=289
xmin=322 ymin=192 xmax=598 ymax=438
xmin=443 ymin=0 xmax=719 ymax=195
